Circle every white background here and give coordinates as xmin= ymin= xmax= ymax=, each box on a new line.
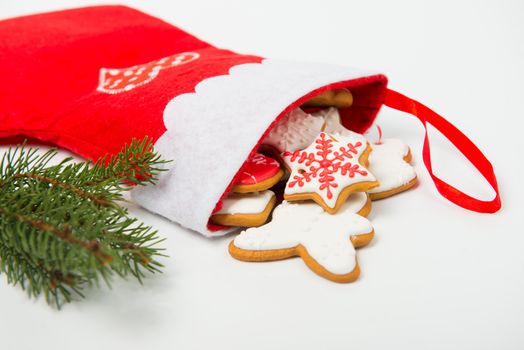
xmin=1 ymin=1 xmax=523 ymax=349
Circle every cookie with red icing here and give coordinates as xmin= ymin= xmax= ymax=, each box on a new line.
xmin=232 ymin=153 xmax=284 ymax=193
xmin=229 ymin=192 xmax=374 ymax=283
xmin=211 ymin=190 xmax=276 ymax=227
xmin=282 ymin=132 xmax=378 ymax=214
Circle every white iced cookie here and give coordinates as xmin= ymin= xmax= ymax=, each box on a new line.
xmin=229 ymin=193 xmax=374 ymax=283
xmin=262 ymin=108 xmax=325 ymax=153
xmin=367 ymin=138 xmax=417 ymax=200
xmin=210 ymin=190 xmax=276 ymax=227
xmin=282 ymin=132 xmax=378 ymax=214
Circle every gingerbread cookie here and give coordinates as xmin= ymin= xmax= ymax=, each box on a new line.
xmin=229 ymin=192 xmax=374 ymax=283
xmin=210 ymin=190 xmax=276 ymax=227
xmin=232 ymin=153 xmax=284 ymax=193
xmin=282 ymin=132 xmax=378 ymax=214
xmin=367 ymin=138 xmax=417 ymax=200
xmin=301 ymin=88 xmax=354 ymax=109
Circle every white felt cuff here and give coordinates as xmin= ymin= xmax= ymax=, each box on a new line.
xmin=132 ymin=59 xmax=384 ymax=236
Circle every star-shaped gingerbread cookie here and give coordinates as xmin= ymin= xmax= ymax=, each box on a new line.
xmin=282 ymin=132 xmax=378 ymax=213
xmin=229 ymin=192 xmax=374 ymax=282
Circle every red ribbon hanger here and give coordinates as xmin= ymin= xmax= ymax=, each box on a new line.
xmin=384 ymin=89 xmax=501 ymax=213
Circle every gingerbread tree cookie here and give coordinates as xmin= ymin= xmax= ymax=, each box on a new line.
xmin=229 ymin=193 xmax=374 ymax=283
xmin=282 ymin=132 xmax=378 ymax=213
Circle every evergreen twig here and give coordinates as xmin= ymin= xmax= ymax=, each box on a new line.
xmin=0 ymin=137 xmax=169 ymax=308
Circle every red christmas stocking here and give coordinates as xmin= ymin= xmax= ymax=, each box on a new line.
xmin=0 ymin=6 xmax=500 ymax=236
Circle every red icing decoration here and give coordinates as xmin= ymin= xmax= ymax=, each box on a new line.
xmin=284 ymin=133 xmax=367 ymax=200
xmin=235 ymin=153 xmax=280 ymax=185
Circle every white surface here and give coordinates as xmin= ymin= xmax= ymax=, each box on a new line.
xmin=1 ymin=1 xmax=523 ymax=349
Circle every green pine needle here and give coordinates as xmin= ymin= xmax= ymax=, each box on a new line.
xmin=0 ymin=137 xmax=169 ymax=308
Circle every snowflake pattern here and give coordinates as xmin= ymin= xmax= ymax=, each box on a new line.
xmin=282 ymin=132 xmax=376 ymax=210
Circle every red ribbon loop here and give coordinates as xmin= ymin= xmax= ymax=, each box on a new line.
xmin=383 ymin=89 xmax=501 ymax=213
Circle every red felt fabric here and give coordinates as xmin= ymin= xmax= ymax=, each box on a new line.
xmin=0 ymin=5 xmax=384 ymax=162
xmin=0 ymin=6 xmax=264 ymax=160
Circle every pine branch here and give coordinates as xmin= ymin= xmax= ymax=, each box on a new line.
xmin=0 ymin=137 xmax=169 ymax=308
xmin=13 ymin=173 xmax=112 ymax=206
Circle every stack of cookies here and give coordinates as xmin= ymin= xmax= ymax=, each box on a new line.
xmin=212 ymin=89 xmax=418 ymax=282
